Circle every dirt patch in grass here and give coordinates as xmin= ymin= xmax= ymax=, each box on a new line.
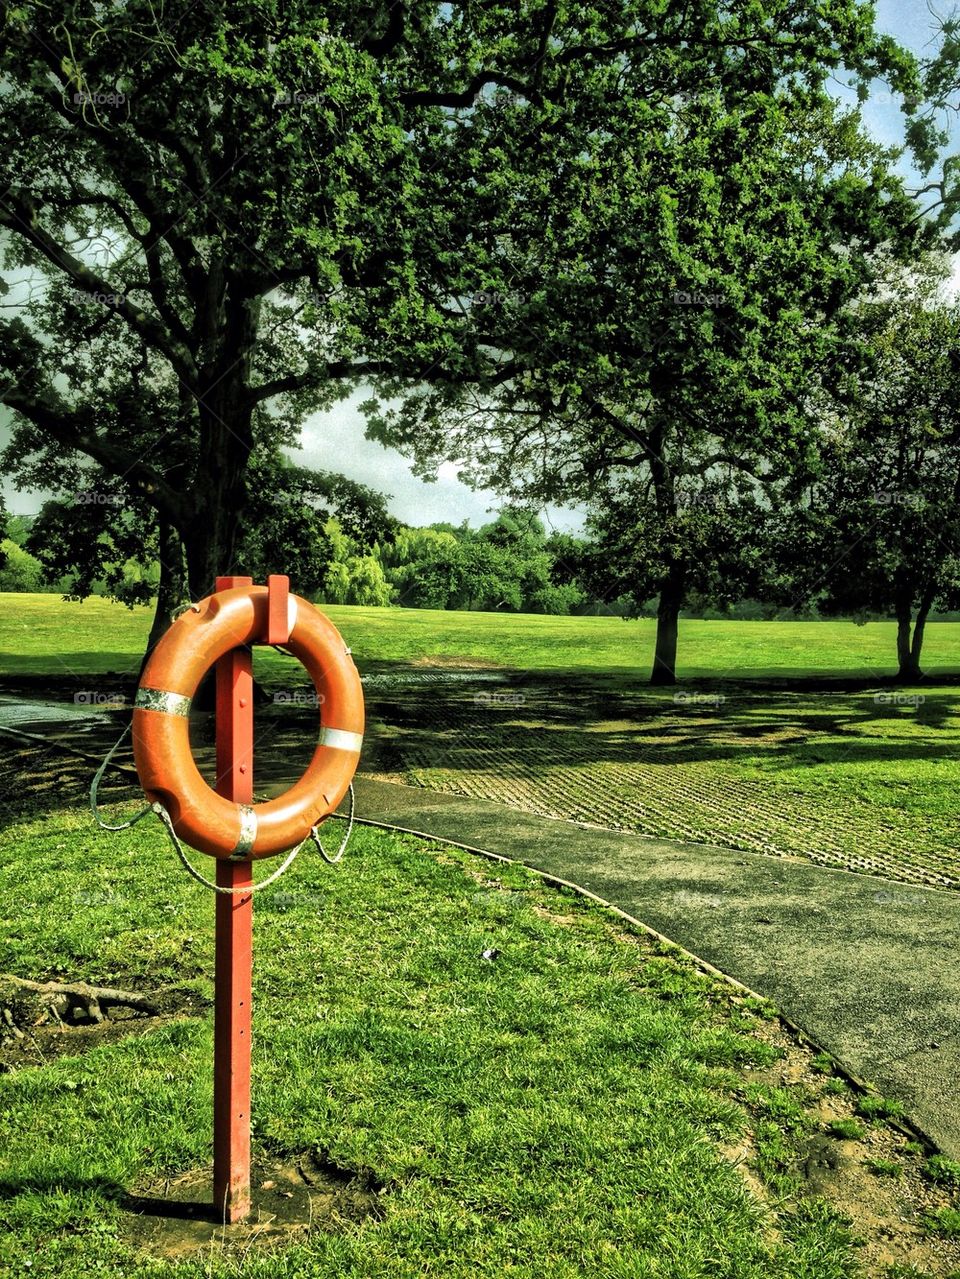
xmin=728 ymin=1013 xmax=960 ymax=1276
xmin=530 ymin=903 xmax=579 ymax=926
xmin=409 ymin=655 xmax=504 ymax=669
xmin=121 ymin=1151 xmax=383 ymax=1260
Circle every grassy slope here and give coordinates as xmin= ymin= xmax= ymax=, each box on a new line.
xmin=2 ymin=593 xmax=960 ymax=680
xmin=0 ymin=802 xmax=863 ymax=1279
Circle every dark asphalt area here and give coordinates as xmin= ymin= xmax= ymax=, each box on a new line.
xmin=351 ymin=776 xmax=960 ymax=1158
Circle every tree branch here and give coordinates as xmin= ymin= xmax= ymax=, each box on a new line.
xmin=0 ymin=190 xmax=197 ymax=384
xmin=681 ymin=451 xmax=762 ymax=477
xmin=24 ymin=50 xmax=208 ymax=303
xmin=400 ymin=72 xmax=542 ymax=109
xmin=246 ymin=355 xmax=522 ymax=405
xmin=362 ymin=1 xmax=408 ymax=58
xmin=0 ymin=381 xmax=185 ymax=526
xmin=62 ymin=181 xmax=193 ymax=351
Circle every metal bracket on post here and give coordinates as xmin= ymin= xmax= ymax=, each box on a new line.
xmin=266 ymin=574 xmax=291 ymax=646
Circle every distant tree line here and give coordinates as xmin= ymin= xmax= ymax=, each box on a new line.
xmin=0 ymin=501 xmax=607 ymax=616
xmin=9 ymin=323 xmax=960 ymax=689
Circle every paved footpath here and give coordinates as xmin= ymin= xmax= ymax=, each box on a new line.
xmin=352 ymin=776 xmax=960 ymax=1157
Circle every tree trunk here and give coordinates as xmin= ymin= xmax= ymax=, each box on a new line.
xmin=895 ymin=593 xmax=924 ymax=683
xmin=895 ymin=603 xmax=912 ymax=680
xmin=181 ymin=398 xmax=253 ymax=598
xmin=142 ymin=518 xmax=188 ymax=668
xmin=182 ymin=512 xmax=245 ymax=600
xmin=646 ymin=417 xmax=684 ymax=687
xmin=901 ymin=587 xmax=935 ymax=683
xmin=180 ymin=290 xmax=260 ymax=599
xmin=650 ymin=571 xmax=684 ymax=685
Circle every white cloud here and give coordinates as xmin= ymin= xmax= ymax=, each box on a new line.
xmin=290 ymin=390 xmax=584 ymax=531
xmin=0 ymin=396 xmax=585 ymax=533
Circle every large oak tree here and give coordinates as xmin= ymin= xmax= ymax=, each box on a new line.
xmin=0 ymin=0 xmax=934 ymax=629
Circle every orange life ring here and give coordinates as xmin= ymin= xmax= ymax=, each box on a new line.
xmin=132 ymin=585 xmax=364 ymax=859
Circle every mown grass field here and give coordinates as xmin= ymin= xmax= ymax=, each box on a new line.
xmin=2 ymin=592 xmax=960 ymax=681
xmin=2 ymin=790 xmax=957 ymax=1278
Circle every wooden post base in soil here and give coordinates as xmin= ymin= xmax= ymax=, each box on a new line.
xmin=213 ymin=575 xmax=254 ymax=1224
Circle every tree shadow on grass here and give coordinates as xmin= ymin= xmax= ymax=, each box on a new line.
xmin=367 ymin=672 xmax=960 ymax=778
xmin=0 ymin=656 xmax=141 ymax=683
xmin=1 ymin=663 xmax=958 ymax=832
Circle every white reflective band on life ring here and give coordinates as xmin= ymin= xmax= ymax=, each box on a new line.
xmin=231 ymin=804 xmax=258 ymax=859
xmin=135 ymin=687 xmax=192 ymax=717
xmin=320 ymin=726 xmax=364 ymax=753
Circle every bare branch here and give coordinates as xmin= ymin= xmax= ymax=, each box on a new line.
xmin=0 ymin=190 xmax=197 ymax=384
xmin=401 ymin=72 xmax=541 ymax=109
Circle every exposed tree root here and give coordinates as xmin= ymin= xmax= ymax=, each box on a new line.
xmin=0 ymin=974 xmax=159 ymax=1031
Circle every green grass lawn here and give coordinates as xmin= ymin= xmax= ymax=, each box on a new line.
xmin=2 ymin=592 xmax=960 ymax=681
xmin=0 ymin=795 xmax=936 ymax=1278
xmin=3 ymin=600 xmax=960 ymax=1272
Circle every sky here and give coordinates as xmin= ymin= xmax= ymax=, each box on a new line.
xmin=2 ymin=0 xmax=957 ymax=533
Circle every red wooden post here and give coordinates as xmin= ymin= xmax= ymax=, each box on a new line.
xmin=213 ymin=575 xmax=254 ymax=1223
